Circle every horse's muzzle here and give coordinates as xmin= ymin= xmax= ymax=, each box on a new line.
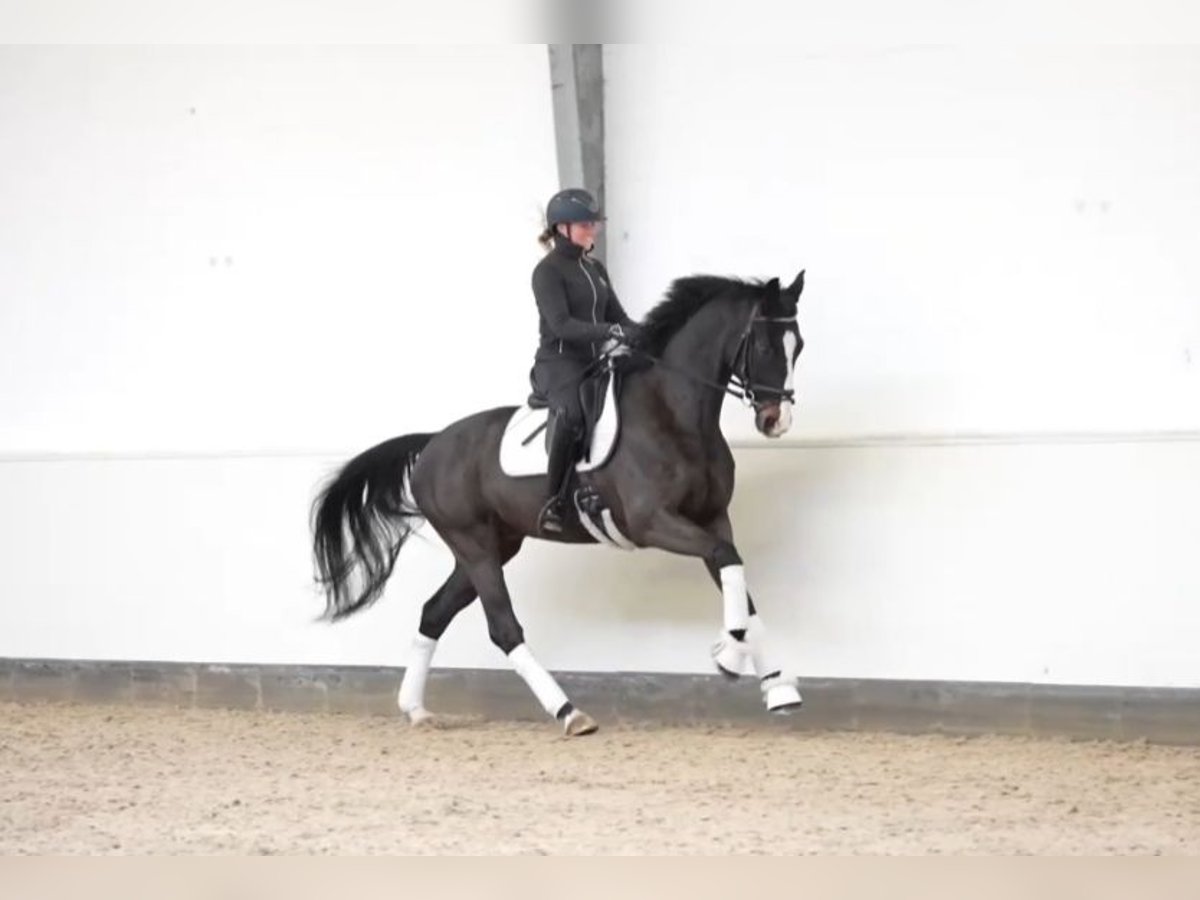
xmin=755 ymin=401 xmax=794 ymax=438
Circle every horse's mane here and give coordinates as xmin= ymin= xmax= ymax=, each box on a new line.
xmin=640 ymin=276 xmax=766 ymax=355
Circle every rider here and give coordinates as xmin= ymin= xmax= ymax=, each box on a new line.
xmin=531 ymin=188 xmax=643 ymax=535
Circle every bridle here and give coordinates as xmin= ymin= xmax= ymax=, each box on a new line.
xmin=728 ymin=308 xmax=798 ymax=408
xmin=622 ymin=305 xmax=798 ymax=410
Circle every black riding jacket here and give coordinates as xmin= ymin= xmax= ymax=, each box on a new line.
xmin=532 ymin=237 xmax=636 ymax=362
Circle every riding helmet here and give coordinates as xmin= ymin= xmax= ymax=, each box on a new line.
xmin=545 ymin=188 xmax=603 ymax=227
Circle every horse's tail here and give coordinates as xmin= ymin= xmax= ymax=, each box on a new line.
xmin=310 ymin=432 xmax=435 ymax=622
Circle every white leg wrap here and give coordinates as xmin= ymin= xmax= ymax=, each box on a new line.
xmin=746 ymin=615 xmax=780 ymax=679
xmin=508 ymin=644 xmax=570 ymax=718
xmin=398 ymin=633 xmax=437 ymax=723
xmin=748 ymin=616 xmax=803 ymax=711
xmin=720 ymin=564 xmax=749 ymax=633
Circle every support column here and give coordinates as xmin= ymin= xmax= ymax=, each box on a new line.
xmin=547 ymin=44 xmax=607 ymax=262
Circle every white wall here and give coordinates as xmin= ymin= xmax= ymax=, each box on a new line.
xmin=605 ymin=45 xmax=1200 ymax=442
xmin=2 ymin=45 xmax=1199 ymax=690
xmin=0 ymin=45 xmax=558 ymax=664
xmin=0 ymin=45 xmax=556 ymax=455
xmin=4 ymin=440 xmax=1198 ymax=688
xmin=603 ymin=45 xmax=1200 ymax=687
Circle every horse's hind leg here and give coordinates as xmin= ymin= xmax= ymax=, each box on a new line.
xmin=398 ymin=539 xmax=524 ymax=724
xmin=443 ymin=524 xmax=597 ymax=737
xmin=397 ymin=563 xmax=476 ymax=723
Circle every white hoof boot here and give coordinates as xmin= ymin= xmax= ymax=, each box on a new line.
xmin=711 ymin=634 xmax=751 ymax=679
xmin=562 ymin=708 xmax=598 ymax=737
xmin=762 ymin=674 xmax=803 ymax=714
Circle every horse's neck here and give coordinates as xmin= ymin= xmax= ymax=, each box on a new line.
xmin=644 ymin=299 xmax=746 ymax=438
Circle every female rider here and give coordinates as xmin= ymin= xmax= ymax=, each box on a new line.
xmin=530 ymin=188 xmax=642 ymax=534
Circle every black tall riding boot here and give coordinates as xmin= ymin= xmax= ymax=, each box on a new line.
xmin=538 ymin=419 xmax=580 ymax=534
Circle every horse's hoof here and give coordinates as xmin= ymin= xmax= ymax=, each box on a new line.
xmin=763 ymin=679 xmax=803 ymax=714
xmin=768 ymin=698 xmax=803 ymax=715
xmin=563 ymin=709 xmax=599 ymax=737
xmin=405 ymin=707 xmax=434 ymax=727
xmin=711 ymin=636 xmax=750 ymax=679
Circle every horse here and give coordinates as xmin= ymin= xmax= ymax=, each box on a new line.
xmin=311 ymin=269 xmax=806 ymax=736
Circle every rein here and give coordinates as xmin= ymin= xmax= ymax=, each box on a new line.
xmin=536 ymin=309 xmax=798 ymax=410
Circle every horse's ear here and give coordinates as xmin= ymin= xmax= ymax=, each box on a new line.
xmin=787 ymin=269 xmax=805 ymax=297
xmin=760 ymin=277 xmax=781 ymax=313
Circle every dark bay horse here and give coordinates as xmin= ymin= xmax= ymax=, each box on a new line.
xmin=311 ymin=269 xmax=806 ymax=736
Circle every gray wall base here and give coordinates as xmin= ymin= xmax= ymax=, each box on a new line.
xmin=3 ymin=658 xmax=1198 ymax=745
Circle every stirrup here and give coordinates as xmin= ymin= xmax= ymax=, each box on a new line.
xmin=574 ymin=483 xmax=603 ymax=517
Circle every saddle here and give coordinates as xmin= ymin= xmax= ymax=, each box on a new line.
xmin=498 ymin=363 xmax=623 ymax=479
xmin=500 ymin=357 xmax=638 ymax=550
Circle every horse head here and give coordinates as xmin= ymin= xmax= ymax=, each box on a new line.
xmin=733 ymin=269 xmax=805 ymax=438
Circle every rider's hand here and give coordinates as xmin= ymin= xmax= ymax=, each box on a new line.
xmin=601 ymin=335 xmax=631 ymax=357
xmin=608 ymin=323 xmax=645 ymax=348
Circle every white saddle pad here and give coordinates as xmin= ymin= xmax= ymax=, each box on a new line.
xmin=499 ymin=374 xmax=621 ymax=478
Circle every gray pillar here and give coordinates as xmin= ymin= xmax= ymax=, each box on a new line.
xmin=547 ymin=44 xmax=606 ymax=261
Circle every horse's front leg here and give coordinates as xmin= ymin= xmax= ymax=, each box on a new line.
xmin=626 ymin=508 xmax=749 ymax=662
xmin=625 ymin=508 xmax=801 ymax=713
xmin=702 ymin=512 xmax=803 ymax=713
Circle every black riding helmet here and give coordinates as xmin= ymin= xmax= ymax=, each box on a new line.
xmin=546 ymin=188 xmax=603 ymax=227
